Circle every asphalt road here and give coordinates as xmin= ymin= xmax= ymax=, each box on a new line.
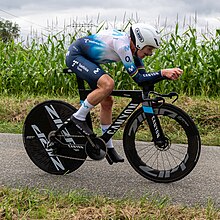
xmin=0 ymin=133 xmax=219 ymax=207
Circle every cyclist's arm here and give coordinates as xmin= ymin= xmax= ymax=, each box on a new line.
xmin=131 ymin=55 xmax=164 ymax=84
xmin=117 ymin=45 xmax=165 ymax=85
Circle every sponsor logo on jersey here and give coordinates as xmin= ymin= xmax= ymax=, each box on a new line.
xmin=142 ymin=72 xmax=160 ymax=77
xmin=93 ymin=68 xmax=100 ymax=74
xmin=72 ymin=60 xmax=79 ymax=67
xmin=72 ymin=60 xmax=89 ymax=73
xmin=72 ymin=45 xmax=79 ymax=51
xmin=84 ymin=38 xmax=103 ymax=46
xmin=124 ymin=45 xmax=130 ymax=51
xmin=125 ymin=56 xmax=131 ymax=62
xmin=77 ymin=63 xmax=89 ymax=72
xmin=128 ymin=65 xmax=136 ymax=73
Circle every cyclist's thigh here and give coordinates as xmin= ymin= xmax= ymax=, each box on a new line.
xmin=66 ymin=55 xmax=105 ymax=89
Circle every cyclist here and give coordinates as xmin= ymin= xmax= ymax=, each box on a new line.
xmin=66 ymin=23 xmax=183 ymax=163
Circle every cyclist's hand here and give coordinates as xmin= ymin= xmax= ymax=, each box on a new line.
xmin=161 ymin=68 xmax=183 ymax=80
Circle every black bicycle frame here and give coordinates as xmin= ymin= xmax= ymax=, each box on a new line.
xmin=70 ymin=70 xmax=166 ymax=145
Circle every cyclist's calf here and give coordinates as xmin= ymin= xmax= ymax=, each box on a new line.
xmin=100 ymin=96 xmax=114 ymax=110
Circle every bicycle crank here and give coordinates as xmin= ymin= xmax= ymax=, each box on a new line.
xmin=85 ymin=137 xmax=107 ymax=160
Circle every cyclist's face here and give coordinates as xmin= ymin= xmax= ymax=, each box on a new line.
xmin=137 ymin=46 xmax=155 ymax=59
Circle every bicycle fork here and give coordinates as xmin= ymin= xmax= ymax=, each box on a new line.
xmin=142 ymin=101 xmax=169 ymax=149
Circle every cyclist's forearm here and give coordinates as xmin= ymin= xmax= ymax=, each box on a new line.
xmin=131 ymin=69 xmax=164 ymax=84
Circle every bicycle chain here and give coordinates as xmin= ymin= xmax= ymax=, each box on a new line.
xmin=54 ymin=153 xmax=100 ymax=162
xmin=51 ymin=134 xmax=106 ymax=161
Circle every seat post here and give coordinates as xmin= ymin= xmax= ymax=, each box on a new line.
xmin=76 ymin=76 xmax=87 ymax=101
xmin=76 ymin=76 xmax=93 ymax=131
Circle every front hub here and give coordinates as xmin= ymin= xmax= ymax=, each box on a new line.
xmin=155 ymin=137 xmax=171 ymax=151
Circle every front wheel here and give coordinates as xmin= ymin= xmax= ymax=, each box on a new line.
xmin=123 ymin=103 xmax=201 ymax=183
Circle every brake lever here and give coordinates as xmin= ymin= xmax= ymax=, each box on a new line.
xmin=153 ymin=96 xmax=165 ymax=107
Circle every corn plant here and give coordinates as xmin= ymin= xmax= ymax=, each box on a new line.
xmin=0 ymin=21 xmax=219 ymax=97
xmin=145 ymin=24 xmax=220 ymax=96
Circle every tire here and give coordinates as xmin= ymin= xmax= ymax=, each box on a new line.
xmin=123 ymin=103 xmax=201 ymax=183
xmin=23 ymin=100 xmax=87 ymax=175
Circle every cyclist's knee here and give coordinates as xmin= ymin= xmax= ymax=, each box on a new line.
xmin=98 ymin=75 xmax=114 ymax=94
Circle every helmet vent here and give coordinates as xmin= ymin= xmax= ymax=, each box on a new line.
xmin=135 ymin=28 xmax=144 ymax=43
xmin=154 ymin=38 xmax=159 ymax=47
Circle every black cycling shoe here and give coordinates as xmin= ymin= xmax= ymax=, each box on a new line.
xmin=70 ymin=115 xmax=94 ymax=136
xmin=107 ymin=148 xmax=124 ymax=163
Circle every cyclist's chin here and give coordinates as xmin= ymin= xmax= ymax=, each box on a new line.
xmin=138 ymin=54 xmax=145 ymax=59
xmin=138 ymin=54 xmax=151 ymax=59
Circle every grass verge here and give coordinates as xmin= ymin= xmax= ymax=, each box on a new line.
xmin=0 ymin=94 xmax=219 ymax=146
xmin=0 ymin=187 xmax=219 ymax=219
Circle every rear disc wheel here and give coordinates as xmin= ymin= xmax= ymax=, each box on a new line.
xmin=23 ymin=100 xmax=88 ymax=175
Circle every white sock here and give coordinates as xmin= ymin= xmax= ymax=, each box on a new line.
xmin=73 ymin=99 xmax=94 ymax=121
xmin=101 ymin=124 xmax=114 ymax=148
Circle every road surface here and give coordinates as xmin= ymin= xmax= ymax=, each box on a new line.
xmin=0 ymin=133 xmax=219 ymax=207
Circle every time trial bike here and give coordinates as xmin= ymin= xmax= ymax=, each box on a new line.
xmin=22 ymin=68 xmax=201 ymax=183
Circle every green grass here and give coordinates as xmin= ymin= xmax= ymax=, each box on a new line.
xmin=0 ymin=94 xmax=219 ymax=146
xmin=0 ymin=187 xmax=219 ymax=219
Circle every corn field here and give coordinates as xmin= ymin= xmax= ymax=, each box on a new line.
xmin=0 ymin=22 xmax=219 ymax=97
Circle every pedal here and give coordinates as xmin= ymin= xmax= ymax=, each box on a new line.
xmin=107 ymin=148 xmax=124 ymax=163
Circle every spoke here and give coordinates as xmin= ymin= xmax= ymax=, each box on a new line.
xmin=134 ymin=111 xmax=191 ymax=171
xmin=161 ymin=151 xmax=166 ymax=170
xmin=138 ymin=143 xmax=155 ymax=159
xmin=166 ymin=148 xmax=182 ymax=164
xmin=138 ymin=144 xmax=153 ymax=152
xmin=171 ymin=148 xmax=185 ymax=162
xmin=170 ymin=145 xmax=186 ymax=156
xmin=144 ymin=148 xmax=159 ymax=165
xmin=164 ymin=150 xmax=174 ymax=169
xmin=151 ymin=150 xmax=159 ymax=168
xmin=138 ymin=143 xmax=154 ymax=153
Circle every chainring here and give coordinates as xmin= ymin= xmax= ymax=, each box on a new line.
xmin=85 ymin=137 xmax=107 ymax=160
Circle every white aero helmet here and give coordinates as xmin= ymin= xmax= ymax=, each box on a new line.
xmin=130 ymin=23 xmax=161 ymax=49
